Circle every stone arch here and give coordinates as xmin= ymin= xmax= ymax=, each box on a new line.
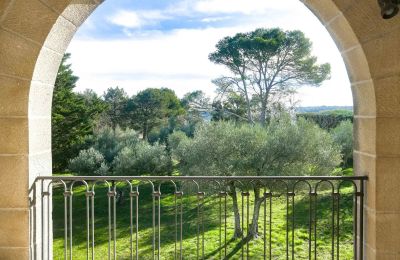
xmin=0 ymin=0 xmax=398 ymax=258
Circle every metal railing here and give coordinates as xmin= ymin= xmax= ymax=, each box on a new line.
xmin=29 ymin=175 xmax=367 ymax=260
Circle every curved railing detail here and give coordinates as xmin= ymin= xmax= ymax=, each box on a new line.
xmin=30 ymin=175 xmax=367 ymax=260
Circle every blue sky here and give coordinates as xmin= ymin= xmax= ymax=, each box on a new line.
xmin=67 ymin=0 xmax=353 ymax=106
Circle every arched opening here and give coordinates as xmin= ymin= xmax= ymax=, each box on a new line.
xmin=0 ymin=0 xmax=398 ymax=258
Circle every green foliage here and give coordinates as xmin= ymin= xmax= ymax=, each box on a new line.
xmin=52 ymin=183 xmax=356 ymax=259
xmin=52 ymin=54 xmax=106 ymax=172
xmin=129 ymin=88 xmax=185 ymax=140
xmin=171 ymin=117 xmax=341 ymax=177
xmin=114 ymin=142 xmax=172 ymax=176
xmin=69 ymin=127 xmax=171 ymax=176
xmin=68 ymin=148 xmax=109 ymax=176
xmin=209 ymin=28 xmax=331 ymax=125
xmin=102 ymin=87 xmax=129 ymax=130
xmin=331 ymin=120 xmax=353 ymax=167
xmin=211 ymin=92 xmax=247 ymax=122
xmin=258 ymin=116 xmax=341 ymax=176
xmin=297 ymin=110 xmax=353 ymax=130
xmin=91 ymin=127 xmax=140 ymax=164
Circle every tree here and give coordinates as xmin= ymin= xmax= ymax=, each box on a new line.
xmin=129 ymin=88 xmax=184 ymax=140
xmin=211 ymin=92 xmax=248 ymax=122
xmin=52 ymin=54 xmax=105 ymax=172
xmin=245 ymin=116 xmax=341 ymax=237
xmin=114 ymin=142 xmax=172 ymax=176
xmin=170 ymin=122 xmax=246 ymax=238
xmin=68 ymin=148 xmax=109 ymax=176
xmin=102 ymin=87 xmax=129 ymax=130
xmin=330 ymin=120 xmax=353 ymax=167
xmin=170 ymin=116 xmax=341 ymax=239
xmin=209 ymin=28 xmax=331 ymax=125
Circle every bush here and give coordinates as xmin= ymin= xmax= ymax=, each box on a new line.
xmin=68 ymin=148 xmax=109 ymax=175
xmin=92 ymin=127 xmax=139 ymax=164
xmin=171 ymin=116 xmax=341 ymax=177
xmin=114 ymin=142 xmax=172 ymax=176
xmin=297 ymin=110 xmax=353 ymax=130
xmin=330 ymin=120 xmax=353 ymax=167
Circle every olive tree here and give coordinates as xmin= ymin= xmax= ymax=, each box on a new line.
xmin=246 ymin=116 xmax=341 ymax=237
xmin=170 ymin=116 xmax=341 ymax=239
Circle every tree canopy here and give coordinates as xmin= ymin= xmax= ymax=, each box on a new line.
xmin=209 ymin=28 xmax=331 ymax=125
xmin=129 ymin=88 xmax=184 ymax=140
xmin=52 ymin=54 xmax=105 ymax=171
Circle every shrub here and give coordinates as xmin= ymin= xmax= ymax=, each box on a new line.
xmin=68 ymin=148 xmax=109 ymax=175
xmin=92 ymin=126 xmax=139 ymax=164
xmin=330 ymin=120 xmax=353 ymax=167
xmin=113 ymin=142 xmax=172 ymax=176
xmin=297 ymin=110 xmax=353 ymax=130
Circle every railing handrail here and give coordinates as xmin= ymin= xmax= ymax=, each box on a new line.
xmin=35 ymin=175 xmax=368 ymax=181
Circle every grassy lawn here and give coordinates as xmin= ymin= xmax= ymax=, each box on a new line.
xmin=52 ymin=182 xmax=356 ymax=259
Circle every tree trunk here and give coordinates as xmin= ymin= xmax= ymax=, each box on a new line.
xmin=260 ymin=100 xmax=267 ymax=126
xmin=248 ymin=187 xmax=265 ymax=239
xmin=228 ymin=182 xmax=243 ymax=238
xmin=240 ymin=74 xmax=253 ymax=124
xmin=142 ymin=121 xmax=148 ymax=140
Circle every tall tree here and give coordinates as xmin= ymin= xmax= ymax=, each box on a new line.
xmin=102 ymin=87 xmax=129 ymax=130
xmin=129 ymin=88 xmax=184 ymax=140
xmin=52 ymin=54 xmax=105 ymax=172
xmin=209 ymin=28 xmax=331 ymax=125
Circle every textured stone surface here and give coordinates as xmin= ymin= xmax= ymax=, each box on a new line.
xmin=31 ymin=47 xmax=64 ymax=85
xmin=29 ymin=118 xmax=51 ymax=154
xmin=342 ymin=45 xmax=371 ymax=83
xmin=28 ymin=81 xmax=53 ymax=118
xmin=351 ymin=80 xmax=376 ymax=117
xmin=363 ymin=30 xmax=400 ymax=79
xmin=0 ymin=29 xmax=41 ymax=79
xmin=0 ymin=209 xmax=29 ymax=247
xmin=325 ymin=13 xmax=359 ymax=52
xmin=376 ymin=117 xmax=400 ymax=156
xmin=0 ymin=156 xmax=28 ymax=208
xmin=0 ymin=0 xmax=59 ymax=44
xmin=374 ymin=75 xmax=400 ymax=117
xmin=62 ymin=0 xmax=100 ymax=27
xmin=0 ymin=75 xmax=30 ymax=117
xmin=354 ymin=117 xmax=376 ymax=155
xmin=0 ymin=118 xmax=28 ymax=154
xmin=342 ymin=0 xmax=400 ymax=44
xmin=43 ymin=15 xmax=77 ymax=54
xmin=0 ymin=247 xmax=29 ymax=260
xmin=303 ymin=0 xmax=342 ymax=24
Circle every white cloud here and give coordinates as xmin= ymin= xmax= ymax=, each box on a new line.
xmin=201 ymin=16 xmax=232 ymax=23
xmin=108 ymin=10 xmax=171 ymax=29
xmin=69 ymin=0 xmax=352 ymax=106
xmin=193 ymin=0 xmax=298 ymax=15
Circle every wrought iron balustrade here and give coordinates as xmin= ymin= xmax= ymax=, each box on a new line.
xmin=29 ymin=175 xmax=367 ymax=260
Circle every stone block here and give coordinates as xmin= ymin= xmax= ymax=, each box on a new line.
xmin=0 ymin=118 xmax=28 ymax=154
xmin=342 ymin=45 xmax=371 ymax=83
xmin=0 ymin=209 xmax=29 ymax=247
xmin=0 ymin=155 xmax=28 ymax=208
xmin=1 ymin=0 xmax=59 ymax=44
xmin=0 ymin=75 xmax=29 ymax=117
xmin=351 ymin=80 xmax=376 ymax=117
xmin=0 ymin=29 xmax=41 ymax=79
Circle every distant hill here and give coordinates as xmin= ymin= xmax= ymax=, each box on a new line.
xmin=296 ymin=106 xmax=353 ymax=113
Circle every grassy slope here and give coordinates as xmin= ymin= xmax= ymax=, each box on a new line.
xmin=52 ymin=181 xmax=356 ymax=260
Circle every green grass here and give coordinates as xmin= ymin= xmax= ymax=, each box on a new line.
xmin=52 ymin=182 xmax=356 ymax=259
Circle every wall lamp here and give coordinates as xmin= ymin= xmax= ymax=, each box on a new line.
xmin=378 ymin=0 xmax=400 ymax=19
